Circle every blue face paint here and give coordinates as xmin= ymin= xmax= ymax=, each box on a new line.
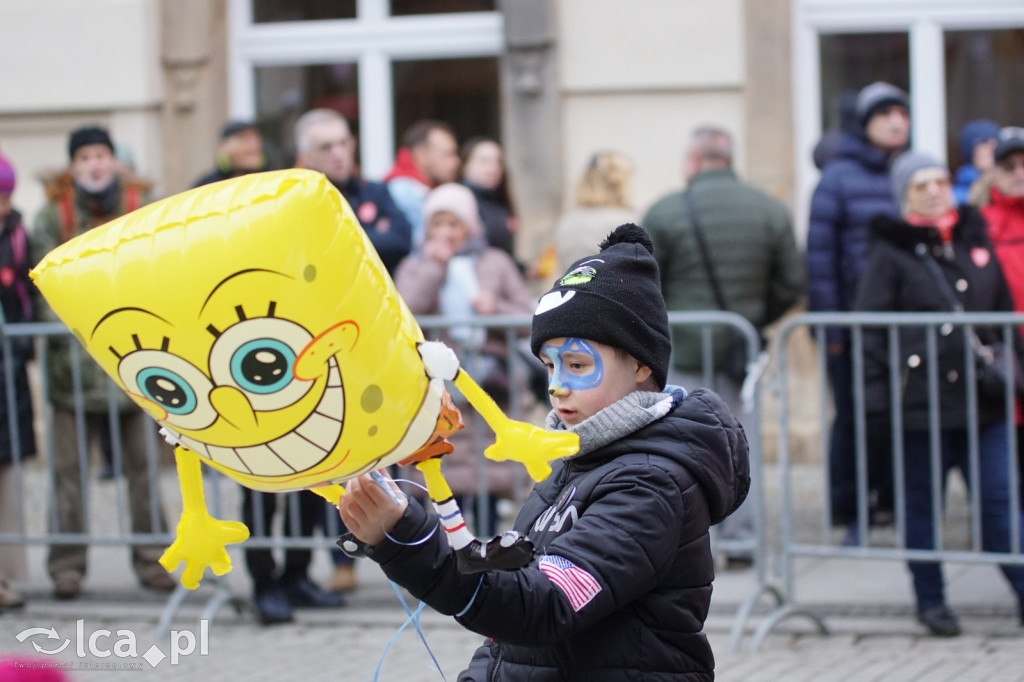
xmin=541 ymin=337 xmax=604 ymax=393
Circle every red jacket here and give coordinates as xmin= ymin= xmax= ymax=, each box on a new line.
xmin=982 ymin=188 xmax=1024 ymax=321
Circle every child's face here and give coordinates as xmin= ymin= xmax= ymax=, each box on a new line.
xmin=539 ymin=337 xmax=649 ymax=427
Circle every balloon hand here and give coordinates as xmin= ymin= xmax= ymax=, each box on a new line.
xmin=159 ymin=511 xmax=249 ymax=590
xmin=485 ymin=421 xmax=579 ymax=482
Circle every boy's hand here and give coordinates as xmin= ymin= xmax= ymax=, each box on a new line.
xmin=338 ymin=471 xmax=408 ymax=547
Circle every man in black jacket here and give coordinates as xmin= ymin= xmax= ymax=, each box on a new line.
xmin=338 ymin=224 xmax=749 ymax=680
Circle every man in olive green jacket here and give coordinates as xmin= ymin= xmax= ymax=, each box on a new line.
xmin=32 ymin=126 xmax=173 ymax=599
xmin=643 ymin=125 xmax=804 ymax=564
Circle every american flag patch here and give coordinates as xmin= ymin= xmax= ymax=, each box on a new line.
xmin=538 ymin=554 xmax=602 ymax=611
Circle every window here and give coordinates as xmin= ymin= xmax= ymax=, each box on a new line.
xmin=252 ymin=0 xmax=356 ymax=23
xmin=230 ymin=0 xmax=503 ymax=178
xmin=254 ymin=63 xmax=360 ymax=167
xmin=390 ymin=0 xmax=495 ymax=16
xmin=818 ymin=33 xmax=909 ymax=131
xmin=944 ymin=29 xmax=1024 ymax=168
xmin=391 ymin=58 xmax=500 ymax=145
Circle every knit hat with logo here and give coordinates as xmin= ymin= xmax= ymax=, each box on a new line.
xmin=530 ymin=223 xmax=671 ymax=389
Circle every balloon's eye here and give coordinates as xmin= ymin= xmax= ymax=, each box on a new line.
xmin=210 ymin=317 xmax=315 ymax=411
xmin=118 ymin=351 xmax=217 ymax=430
xmin=231 ymin=339 xmax=295 ymax=394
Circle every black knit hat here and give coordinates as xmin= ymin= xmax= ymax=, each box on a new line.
xmin=531 ymin=223 xmax=671 ymax=389
xmin=68 ymin=126 xmax=114 ymax=160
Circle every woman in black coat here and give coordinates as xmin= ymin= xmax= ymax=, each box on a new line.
xmin=854 ymin=151 xmax=1024 ymax=637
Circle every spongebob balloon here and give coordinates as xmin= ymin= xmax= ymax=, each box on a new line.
xmin=30 ymin=169 xmax=578 ymax=588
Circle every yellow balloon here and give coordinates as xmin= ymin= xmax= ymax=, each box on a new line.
xmin=30 ymin=169 xmax=578 ymax=588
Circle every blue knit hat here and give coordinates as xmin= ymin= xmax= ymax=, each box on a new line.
xmin=958 ymin=119 xmax=1000 ymax=163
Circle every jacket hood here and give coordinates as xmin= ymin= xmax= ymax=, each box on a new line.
xmin=868 ymin=205 xmax=989 ymax=252
xmin=581 ymin=388 xmax=750 ymax=525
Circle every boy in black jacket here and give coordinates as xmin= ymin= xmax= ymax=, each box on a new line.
xmin=339 ymin=224 xmax=750 ymax=681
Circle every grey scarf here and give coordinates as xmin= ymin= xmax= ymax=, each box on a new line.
xmin=545 ymin=387 xmax=685 ymax=458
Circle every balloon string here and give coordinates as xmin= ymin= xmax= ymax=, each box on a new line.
xmin=383 ymin=520 xmax=439 ymax=547
xmin=379 ymin=477 xmax=440 ymax=547
xmin=371 ymin=580 xmax=446 ymax=682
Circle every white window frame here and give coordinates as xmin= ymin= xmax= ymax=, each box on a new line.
xmin=792 ymin=0 xmax=1024 ymax=241
xmin=227 ymin=0 xmax=503 ymax=179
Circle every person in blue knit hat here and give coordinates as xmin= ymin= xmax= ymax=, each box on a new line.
xmin=953 ymin=118 xmax=1000 ymax=206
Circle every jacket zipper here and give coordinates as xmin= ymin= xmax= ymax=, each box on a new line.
xmin=490 ymin=643 xmax=503 ymax=682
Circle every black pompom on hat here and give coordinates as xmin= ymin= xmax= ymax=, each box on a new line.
xmin=531 ymin=223 xmax=671 ymax=389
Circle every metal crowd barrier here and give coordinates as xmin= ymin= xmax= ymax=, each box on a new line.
xmin=0 ymin=312 xmax=769 ymax=641
xmin=752 ymin=311 xmax=1024 ymax=650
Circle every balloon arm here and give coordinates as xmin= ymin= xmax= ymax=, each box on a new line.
xmin=452 ymin=369 xmax=579 ymax=483
xmin=159 ymin=447 xmax=249 ymax=590
xmin=311 ymin=484 xmax=345 ymax=506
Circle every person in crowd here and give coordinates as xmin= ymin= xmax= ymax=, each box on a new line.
xmin=855 ymin=150 xmax=1024 ymax=637
xmin=0 ymin=152 xmax=35 ymax=611
xmin=385 ymin=120 xmax=460 ymax=246
xmin=339 ymin=223 xmax=749 ymax=680
xmin=394 ymin=183 xmax=533 ymax=537
xmin=295 ymin=108 xmax=412 ymax=276
xmin=643 ymin=125 xmax=803 ymax=568
xmin=553 ymin=151 xmax=637 ymax=273
xmin=293 ymin=107 xmax=412 ymax=594
xmin=979 ymin=126 xmax=1024 ymax=509
xmin=31 ymin=126 xmax=173 ymax=599
xmin=953 ymin=118 xmax=1000 ymax=206
xmin=806 ymin=81 xmax=911 ymax=538
xmin=460 ymin=136 xmax=517 ymax=261
xmin=192 ymin=120 xmax=268 ymax=187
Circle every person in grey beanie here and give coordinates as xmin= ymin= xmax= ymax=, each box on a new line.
xmin=806 ymin=81 xmax=910 ymax=541
xmin=854 ymin=150 xmax=1024 ymax=638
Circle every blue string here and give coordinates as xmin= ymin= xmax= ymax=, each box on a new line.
xmin=371 ymin=580 xmax=446 ymax=682
xmin=383 ymin=520 xmax=440 ymax=546
xmin=456 ymin=575 xmax=485 ymax=617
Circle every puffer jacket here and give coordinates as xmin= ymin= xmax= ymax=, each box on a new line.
xmin=31 ymin=172 xmax=150 ymax=413
xmin=806 ymin=132 xmax=902 ymax=344
xmin=366 ymin=388 xmax=749 ymax=681
xmin=854 ymin=207 xmax=1016 ymax=430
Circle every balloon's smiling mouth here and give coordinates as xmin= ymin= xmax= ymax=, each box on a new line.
xmin=164 ymin=357 xmax=344 ymax=477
